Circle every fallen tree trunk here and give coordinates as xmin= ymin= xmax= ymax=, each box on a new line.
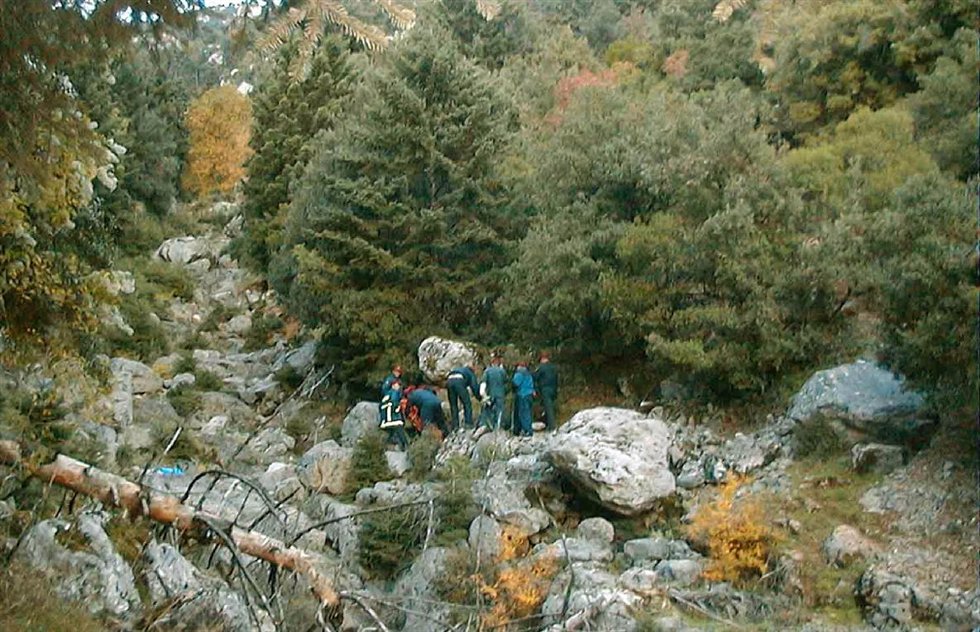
xmin=0 ymin=440 xmax=339 ymax=607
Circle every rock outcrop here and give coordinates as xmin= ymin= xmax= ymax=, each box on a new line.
xmin=787 ymin=360 xmax=932 ymax=445
xmin=417 ymin=336 xmax=478 ymax=383
xmin=545 ymin=407 xmax=675 ymax=515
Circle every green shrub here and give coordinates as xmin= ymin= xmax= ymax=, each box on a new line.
xmin=103 ymin=293 xmax=171 ymax=361
xmin=0 ymin=562 xmax=105 ymax=632
xmin=173 ymin=352 xmax=196 ymax=375
xmin=139 ymin=259 xmax=195 ymax=301
xmin=793 ymin=413 xmax=848 ymax=458
xmin=193 ymin=369 xmax=224 ymax=392
xmin=407 ymin=426 xmax=441 ymax=481
xmin=347 ymin=430 xmax=392 ymax=494
xmin=243 ymin=315 xmax=284 ymax=352
xmin=166 ymin=384 xmax=202 ymax=418
xmin=199 ymin=303 xmax=236 ymax=333
xmin=275 ymin=364 xmax=305 ymax=390
xmin=434 ymin=455 xmax=478 ymax=543
xmin=358 ymin=504 xmax=427 ymax=579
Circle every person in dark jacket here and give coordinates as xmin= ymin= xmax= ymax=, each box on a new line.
xmin=382 ymin=364 xmax=403 ymax=397
xmin=479 ymin=355 xmax=508 ymax=430
xmin=379 ymin=379 xmax=408 ymax=450
xmin=534 ymin=352 xmax=559 ymax=430
xmin=407 ymin=386 xmax=450 ymax=437
xmin=446 ymin=363 xmax=479 ymax=430
xmin=512 ymin=361 xmax=535 ymax=437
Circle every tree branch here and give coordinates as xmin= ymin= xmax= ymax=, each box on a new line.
xmin=0 ymin=440 xmax=339 ymax=607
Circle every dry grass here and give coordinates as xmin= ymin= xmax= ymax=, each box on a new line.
xmin=0 ymin=562 xmax=106 ymax=632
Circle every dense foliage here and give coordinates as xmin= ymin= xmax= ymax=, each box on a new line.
xmin=0 ymin=0 xmax=974 ymax=410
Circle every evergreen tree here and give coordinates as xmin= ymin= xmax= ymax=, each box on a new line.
xmin=276 ymin=23 xmax=517 ymax=389
xmin=236 ymin=38 xmax=354 ymax=273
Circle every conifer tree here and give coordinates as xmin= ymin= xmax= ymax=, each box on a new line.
xmin=237 ymin=37 xmax=354 ymax=273
xmin=276 ymin=23 xmax=517 ymax=388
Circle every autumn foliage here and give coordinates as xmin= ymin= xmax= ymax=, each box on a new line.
xmin=686 ymin=477 xmax=778 ymax=585
xmin=474 ymin=527 xmax=559 ymax=628
xmin=182 ymin=86 xmax=252 ymax=197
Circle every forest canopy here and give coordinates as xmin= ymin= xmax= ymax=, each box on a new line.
xmin=0 ymin=0 xmax=975 ymax=410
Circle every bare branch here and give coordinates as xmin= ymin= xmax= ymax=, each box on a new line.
xmin=0 ymin=441 xmax=340 ymax=607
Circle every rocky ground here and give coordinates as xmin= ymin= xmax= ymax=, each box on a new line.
xmin=0 ymin=201 xmax=976 ymax=632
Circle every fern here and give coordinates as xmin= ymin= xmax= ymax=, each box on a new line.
xmin=712 ymin=0 xmax=748 ymax=23
xmin=476 ymin=0 xmax=502 ymax=21
xmin=261 ymin=0 xmax=496 ymax=75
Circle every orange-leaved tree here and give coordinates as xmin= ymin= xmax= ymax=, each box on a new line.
xmin=182 ymin=85 xmax=253 ymax=197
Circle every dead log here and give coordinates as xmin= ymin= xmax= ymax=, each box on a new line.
xmin=0 ymin=440 xmax=339 ymax=607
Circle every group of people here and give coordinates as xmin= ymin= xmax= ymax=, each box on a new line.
xmin=377 ymin=353 xmax=559 ymax=449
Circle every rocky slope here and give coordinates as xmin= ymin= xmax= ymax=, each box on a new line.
xmin=0 ymin=201 xmax=976 ymax=632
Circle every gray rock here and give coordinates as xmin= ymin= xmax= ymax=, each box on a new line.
xmin=110 ymin=367 xmax=133 ymax=427
xmin=385 ymin=450 xmax=409 ymax=477
xmin=393 ymin=547 xmax=453 ymax=632
xmin=655 ymin=559 xmax=703 ymax=586
xmin=856 ymin=567 xmax=913 ymax=629
xmin=617 ymin=567 xmax=661 ymax=594
xmin=417 ymin=336 xmax=478 ymax=383
xmin=258 ymin=463 xmax=306 ymax=502
xmin=297 ymin=440 xmax=352 ymax=494
xmin=341 ymin=401 xmax=379 ymax=447
xmin=498 ymin=507 xmax=552 ymax=536
xmin=822 ymin=525 xmax=878 ymax=567
xmin=133 ymin=396 xmax=181 ymax=426
xmin=624 ymin=537 xmax=696 ymax=564
xmin=306 ymin=496 xmax=359 ymax=563
xmin=154 ymin=236 xmax=213 ymax=265
xmin=143 ymin=541 xmax=274 ymax=631
xmin=468 ymin=515 xmax=503 ymax=560
xmin=851 ymin=442 xmax=904 ymax=475
xmin=168 ymin=371 xmax=196 ymax=389
xmin=472 ymin=454 xmax=554 ymax=536
xmin=676 ymin=466 xmax=705 ymax=490
xmin=575 ymin=517 xmax=615 ymax=543
xmin=225 ymin=313 xmax=251 ymax=335
xmin=15 ymin=511 xmax=141 ymax=619
xmin=787 ymin=360 xmax=931 ymax=444
xmin=111 ymin=357 xmax=163 ymax=395
xmin=195 ymin=391 xmax=255 ymax=426
xmin=542 ymin=563 xmax=642 ymax=630
xmin=545 ymin=407 xmax=676 ymax=516
xmin=562 ymin=537 xmax=615 ymax=563
xmin=274 ymin=340 xmax=318 ymax=374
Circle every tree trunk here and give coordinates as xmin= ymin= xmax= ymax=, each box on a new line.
xmin=0 ymin=440 xmax=339 ymax=606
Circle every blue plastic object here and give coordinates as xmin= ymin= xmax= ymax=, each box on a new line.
xmin=155 ymin=466 xmax=185 ymax=477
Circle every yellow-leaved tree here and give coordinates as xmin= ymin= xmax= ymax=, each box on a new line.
xmin=182 ymin=86 xmax=253 ymax=197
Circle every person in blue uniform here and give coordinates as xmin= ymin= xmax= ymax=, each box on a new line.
xmin=379 ymin=379 xmax=408 ymax=450
xmin=382 ymin=364 xmax=403 ymax=396
xmin=533 ymin=352 xmax=559 ymax=430
xmin=479 ymin=355 xmax=508 ymax=431
xmin=512 ymin=361 xmax=535 ymax=437
xmin=407 ymin=386 xmax=450 ymax=437
xmin=446 ymin=363 xmax=479 ymax=430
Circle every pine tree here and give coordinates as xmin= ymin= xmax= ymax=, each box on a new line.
xmin=276 ymin=23 xmax=517 ymax=389
xmin=237 ymin=37 xmax=354 ymax=273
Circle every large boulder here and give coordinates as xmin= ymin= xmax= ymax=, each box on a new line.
xmin=822 ymin=525 xmax=879 ymax=567
xmin=111 ymin=357 xmax=163 ymax=395
xmin=787 ymin=360 xmax=932 ymax=445
xmin=850 ymin=442 xmax=904 ymax=475
xmin=417 ymin=336 xmax=478 ymax=383
xmin=297 ymin=440 xmax=352 ymax=494
xmin=340 ymin=401 xmax=379 ymax=447
xmin=545 ymin=407 xmax=676 ymax=516
xmin=143 ymin=541 xmax=274 ymax=631
xmin=14 ymin=511 xmax=141 ymax=619
xmin=154 ymin=236 xmax=216 ymax=265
